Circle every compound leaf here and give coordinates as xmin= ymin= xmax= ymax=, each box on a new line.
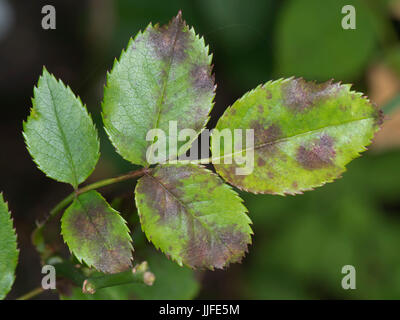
xmin=23 ymin=68 xmax=100 ymax=189
xmin=0 ymin=193 xmax=19 ymax=300
xmin=212 ymin=78 xmax=383 ymax=195
xmin=61 ymin=191 xmax=133 ymax=274
xmin=102 ymin=12 xmax=215 ymax=166
xmin=135 ymin=164 xmax=252 ymax=269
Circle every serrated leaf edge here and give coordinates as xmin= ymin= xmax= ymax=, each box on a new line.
xmin=134 ymin=164 xmax=253 ymax=270
xmin=60 ymin=191 xmax=134 ymax=273
xmin=0 ymin=193 xmax=19 ymax=300
xmin=23 ymin=67 xmax=100 ymax=189
xmin=212 ymin=78 xmax=384 ymax=195
xmin=102 ymin=13 xmax=216 ymax=167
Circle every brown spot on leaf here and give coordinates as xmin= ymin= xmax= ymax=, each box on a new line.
xmin=136 ymin=174 xmax=182 ymax=223
xmin=250 ymin=121 xmax=282 ymax=155
xmin=296 ymin=135 xmax=336 ymax=170
xmin=184 ymin=224 xmax=249 ymax=269
xmin=191 ymin=64 xmax=214 ymax=93
xmin=251 ymin=122 xmax=281 ymax=145
xmin=68 ymin=201 xmax=132 ymax=274
xmin=257 ymin=157 xmax=266 ymax=167
xmin=148 ymin=11 xmax=191 ymax=63
xmin=374 ymin=108 xmax=384 ymax=127
xmin=282 ymin=78 xmax=341 ymax=112
xmin=216 ymin=164 xmax=246 ymax=186
xmin=137 ymin=165 xmax=217 ymax=224
xmin=96 ymin=239 xmax=133 ymax=274
xmin=137 ymin=165 xmax=251 ymax=269
xmin=264 ymin=124 xmax=282 ymax=143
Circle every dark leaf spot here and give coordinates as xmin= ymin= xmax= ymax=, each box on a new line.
xmin=257 ymin=157 xmax=266 ymax=167
xmin=250 ymin=122 xmax=282 ymax=155
xmin=136 ymin=174 xmax=181 ymax=223
xmin=137 ymin=165 xmax=251 ymax=269
xmin=184 ymin=226 xmax=249 ymax=269
xmin=297 ymin=135 xmax=336 ymax=170
xmin=148 ymin=11 xmax=191 ymax=63
xmin=191 ymin=64 xmax=214 ymax=93
xmin=282 ymin=78 xmax=341 ymax=112
xmin=69 ymin=203 xmax=132 ymax=273
xmin=374 ymin=108 xmax=384 ymax=127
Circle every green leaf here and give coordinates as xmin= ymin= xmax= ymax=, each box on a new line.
xmin=60 ymin=249 xmax=200 ymax=300
xmin=23 ymin=68 xmax=100 ymax=189
xmin=61 ymin=191 xmax=133 ymax=274
xmin=212 ymin=78 xmax=383 ymax=195
xmin=0 ymin=193 xmax=19 ymax=300
xmin=102 ymin=12 xmax=215 ymax=166
xmin=135 ymin=164 xmax=252 ymax=269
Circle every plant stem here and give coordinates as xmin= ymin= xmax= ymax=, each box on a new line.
xmin=75 ymin=167 xmax=149 ymax=196
xmin=16 ymin=260 xmax=155 ymax=299
xmin=53 ymin=260 xmax=87 ymax=287
xmin=16 ymin=287 xmax=45 ymax=300
xmin=40 ymin=167 xmax=150 ymax=226
xmin=26 ymin=168 xmax=154 ymax=299
xmin=82 ymin=261 xmax=155 ymax=294
xmin=32 ymin=167 xmax=150 ymax=257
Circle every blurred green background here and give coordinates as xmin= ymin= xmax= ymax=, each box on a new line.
xmin=1 ymin=0 xmax=400 ymax=299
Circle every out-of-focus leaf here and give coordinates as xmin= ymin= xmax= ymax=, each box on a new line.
xmin=0 ymin=194 xmax=18 ymax=300
xmin=275 ymin=0 xmax=385 ymax=81
xmin=135 ymin=164 xmax=252 ymax=269
xmin=212 ymin=78 xmax=382 ymax=195
xmin=367 ymin=63 xmax=400 ymax=152
xmin=382 ymin=94 xmax=400 ymax=115
xmin=23 ymin=69 xmax=100 ymax=189
xmin=102 ymin=12 xmax=215 ymax=165
xmin=199 ymin=0 xmax=273 ymax=49
xmin=367 ymin=63 xmax=400 ymax=109
xmin=242 ymin=150 xmax=400 ymax=299
xmin=61 ymin=191 xmax=133 ymax=274
xmin=372 ymin=108 xmax=400 ymax=151
xmin=383 ymin=44 xmax=400 ymax=78
xmin=390 ymin=0 xmax=400 ymax=21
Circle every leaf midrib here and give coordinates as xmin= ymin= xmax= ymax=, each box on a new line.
xmin=45 ymin=77 xmax=79 ymax=188
xmin=145 ymin=172 xmax=238 ymax=259
xmin=75 ymin=196 xmax=129 ymax=269
xmin=213 ymin=116 xmax=375 ymax=161
xmin=146 ymin=23 xmax=181 ymax=161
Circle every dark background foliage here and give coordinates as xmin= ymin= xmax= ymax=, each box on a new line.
xmin=1 ymin=0 xmax=400 ymax=299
